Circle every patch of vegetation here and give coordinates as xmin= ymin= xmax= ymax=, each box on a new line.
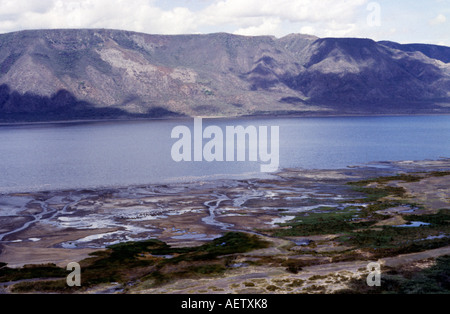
xmin=304 ymin=284 xmax=326 ymax=293
xmin=11 ymin=279 xmax=69 ymax=293
xmin=348 ymin=171 xmax=450 ymax=203
xmin=107 ymin=239 xmax=169 ymax=261
xmin=349 ymin=186 xmax=407 ymax=202
xmin=272 ymin=278 xmax=290 ymax=285
xmin=309 ymin=275 xmax=328 ymax=281
xmin=340 ymin=209 xmax=450 ymax=257
xmin=0 ymin=264 xmax=67 ymax=283
xmin=346 ymin=173 xmax=428 ymax=203
xmin=266 ymin=285 xmax=280 ymax=292
xmin=191 ymin=232 xmax=269 ymax=257
xmin=143 ymin=232 xmax=269 ymax=263
xmin=273 ymin=211 xmax=374 ymax=237
xmin=183 ymin=264 xmax=227 ymax=276
xmin=272 ymin=168 xmax=449 ymax=258
xmin=359 ymin=201 xmax=405 ymax=218
xmin=287 ymin=279 xmax=305 ymax=287
xmin=427 ymin=171 xmax=450 ymax=178
xmin=282 ymin=259 xmax=322 ymax=274
xmin=142 ymin=232 xmax=269 ymax=286
xmin=1 ymin=232 xmax=269 ymax=293
xmin=337 ymin=255 xmax=450 ymax=294
xmin=315 ymin=206 xmax=340 ymax=212
xmin=348 ymin=173 xmax=423 ymax=187
xmin=405 ymin=209 xmax=450 ymax=226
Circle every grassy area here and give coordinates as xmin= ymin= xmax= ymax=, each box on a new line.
xmin=139 ymin=232 xmax=269 ymax=286
xmin=348 ymin=185 xmax=407 ymax=202
xmin=348 ymin=173 xmax=424 ymax=186
xmin=272 ymin=211 xmax=374 ymax=237
xmin=0 ymin=264 xmax=67 ymax=283
xmin=272 ymin=171 xmax=450 ymax=259
xmin=347 ymin=171 xmax=450 ymax=201
xmin=339 ymin=209 xmax=450 ymax=257
xmin=345 ymin=173 xmax=430 ymax=202
xmin=2 ymin=232 xmax=269 ymax=293
xmin=428 ymin=171 xmax=450 ymax=177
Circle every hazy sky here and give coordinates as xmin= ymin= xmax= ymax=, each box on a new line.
xmin=0 ymin=0 xmax=448 ymax=45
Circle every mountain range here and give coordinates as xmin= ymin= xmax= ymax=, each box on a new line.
xmin=1 ymin=29 xmax=449 ymax=122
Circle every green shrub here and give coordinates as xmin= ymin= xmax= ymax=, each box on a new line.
xmin=274 ymin=211 xmax=373 ymax=237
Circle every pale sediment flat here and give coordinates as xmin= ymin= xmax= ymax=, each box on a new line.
xmin=0 ymin=159 xmax=449 ymax=294
xmin=0 ymin=173 xmax=355 ymax=266
xmin=0 ymin=158 xmax=449 ymax=269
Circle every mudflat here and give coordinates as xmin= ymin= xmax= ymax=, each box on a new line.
xmin=0 ymin=159 xmax=449 ymax=294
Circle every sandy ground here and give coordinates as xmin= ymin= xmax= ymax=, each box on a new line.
xmin=397 ymin=176 xmax=450 ymax=212
xmin=132 ymin=238 xmax=450 ymax=294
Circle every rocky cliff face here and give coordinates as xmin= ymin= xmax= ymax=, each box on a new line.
xmin=0 ymin=29 xmax=449 ymax=121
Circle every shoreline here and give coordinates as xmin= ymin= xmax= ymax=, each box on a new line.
xmin=2 ymin=157 xmax=449 ymax=196
xmin=1 ymin=112 xmax=450 ymax=127
xmin=1 ymin=157 xmax=449 ymax=196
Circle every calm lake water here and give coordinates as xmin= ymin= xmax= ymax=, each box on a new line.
xmin=0 ymin=115 xmax=449 ymax=193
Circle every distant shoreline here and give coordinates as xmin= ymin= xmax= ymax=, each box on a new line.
xmin=1 ymin=158 xmax=449 ymax=196
xmin=1 ymin=112 xmax=450 ymax=127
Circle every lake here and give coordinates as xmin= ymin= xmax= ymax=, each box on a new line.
xmin=0 ymin=115 xmax=449 ymax=193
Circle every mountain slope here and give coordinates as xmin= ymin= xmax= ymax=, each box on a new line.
xmin=0 ymin=29 xmax=449 ymax=121
xmin=378 ymin=41 xmax=450 ymax=63
xmin=283 ymin=38 xmax=450 ymax=110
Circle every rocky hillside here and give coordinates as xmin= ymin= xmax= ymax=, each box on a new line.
xmin=0 ymin=29 xmax=449 ymax=121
